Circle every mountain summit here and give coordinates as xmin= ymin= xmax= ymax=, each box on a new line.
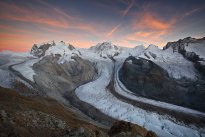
xmin=89 ymin=42 xmax=121 ymax=58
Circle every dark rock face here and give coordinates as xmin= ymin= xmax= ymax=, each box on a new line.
xmin=68 ymin=44 xmax=75 ymax=50
xmin=30 ymin=41 xmax=55 ymax=57
xmin=0 ymin=87 xmax=157 ymax=137
xmin=119 ymin=57 xmax=205 ymax=112
xmin=195 ymin=62 xmax=205 ymax=77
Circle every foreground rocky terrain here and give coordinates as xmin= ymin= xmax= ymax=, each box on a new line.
xmin=0 ymin=37 xmax=205 ymax=137
xmin=0 ymin=86 xmax=156 ymax=137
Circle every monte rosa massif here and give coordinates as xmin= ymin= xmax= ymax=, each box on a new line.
xmin=0 ymin=37 xmax=205 ymax=137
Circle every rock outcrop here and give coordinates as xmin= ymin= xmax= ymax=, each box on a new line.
xmin=30 ymin=41 xmax=76 ymax=58
xmin=31 ymin=41 xmax=55 ymax=57
xmin=33 ymin=54 xmax=97 ymax=97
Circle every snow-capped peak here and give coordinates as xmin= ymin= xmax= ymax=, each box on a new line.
xmin=163 ymin=37 xmax=205 ymax=63
xmin=90 ymin=42 xmax=120 ymax=51
xmin=30 ymin=41 xmax=76 ymax=58
xmin=146 ymin=44 xmax=159 ymax=50
xmin=35 ymin=40 xmax=55 ymax=48
xmin=89 ymin=42 xmax=121 ymax=58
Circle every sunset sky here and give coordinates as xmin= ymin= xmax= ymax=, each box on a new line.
xmin=0 ymin=0 xmax=205 ymax=52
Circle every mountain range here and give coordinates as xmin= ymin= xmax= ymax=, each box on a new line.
xmin=0 ymin=37 xmax=205 ymax=137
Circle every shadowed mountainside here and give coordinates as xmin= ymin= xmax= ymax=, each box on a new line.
xmin=119 ymin=57 xmax=205 ymax=112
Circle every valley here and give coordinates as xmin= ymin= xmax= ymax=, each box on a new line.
xmin=0 ymin=37 xmax=205 ymax=137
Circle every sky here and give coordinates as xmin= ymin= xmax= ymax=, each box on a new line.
xmin=0 ymin=0 xmax=205 ymax=52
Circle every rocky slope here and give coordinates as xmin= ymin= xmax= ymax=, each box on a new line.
xmin=33 ymin=54 xmax=97 ymax=98
xmin=0 ymin=86 xmax=156 ymax=137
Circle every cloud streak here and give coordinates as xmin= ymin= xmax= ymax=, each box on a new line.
xmin=122 ymin=0 xmax=135 ymax=16
xmin=106 ymin=24 xmax=121 ymax=37
xmin=182 ymin=7 xmax=203 ymax=19
xmin=37 ymin=0 xmax=74 ymax=20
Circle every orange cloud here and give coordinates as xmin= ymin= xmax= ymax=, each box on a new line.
xmin=114 ymin=39 xmax=136 ymax=48
xmin=0 ymin=1 xmax=100 ymax=33
xmin=0 ymin=1 xmax=181 ymax=51
xmin=69 ymin=41 xmax=95 ymax=48
xmin=0 ymin=27 xmax=96 ymax=52
xmin=37 ymin=1 xmax=104 ymax=35
xmin=133 ymin=13 xmax=176 ymax=30
xmin=0 ymin=14 xmax=69 ymax=29
xmin=0 ymin=1 xmax=123 ymax=52
xmin=126 ymin=31 xmax=167 ymax=47
xmin=127 ymin=12 xmax=177 ymax=47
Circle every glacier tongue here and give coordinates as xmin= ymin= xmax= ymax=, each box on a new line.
xmin=75 ymin=60 xmax=203 ymax=137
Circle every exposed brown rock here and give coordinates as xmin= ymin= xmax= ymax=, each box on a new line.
xmin=109 ymin=121 xmax=157 ymax=137
xmin=0 ymin=87 xmax=157 ymax=137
